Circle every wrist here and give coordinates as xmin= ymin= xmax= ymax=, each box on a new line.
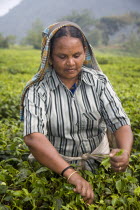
xmin=124 ymin=149 xmax=130 ymax=157
xmin=60 ymin=165 xmax=74 ymax=176
xmin=63 ymin=167 xmax=76 ymax=178
xmin=67 ymin=171 xmax=78 ymax=182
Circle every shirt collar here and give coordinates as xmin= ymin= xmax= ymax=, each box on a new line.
xmin=81 ymin=67 xmax=95 ymax=86
xmin=46 ymin=69 xmax=61 ymax=90
xmin=46 ymin=67 xmax=95 ymax=91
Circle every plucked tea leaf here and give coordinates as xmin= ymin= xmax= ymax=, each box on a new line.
xmin=101 ymin=157 xmax=111 ymax=170
xmin=115 ymin=150 xmax=124 ymax=156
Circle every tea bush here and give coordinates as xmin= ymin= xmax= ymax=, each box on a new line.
xmin=0 ymin=49 xmax=140 ymax=209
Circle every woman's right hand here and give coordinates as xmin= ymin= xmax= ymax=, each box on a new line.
xmin=24 ymin=133 xmax=94 ymax=204
xmin=67 ymin=171 xmax=94 ymax=204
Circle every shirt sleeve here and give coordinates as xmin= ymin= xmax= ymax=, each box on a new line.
xmin=100 ymin=74 xmax=130 ymax=133
xmin=23 ymin=85 xmax=47 ymax=137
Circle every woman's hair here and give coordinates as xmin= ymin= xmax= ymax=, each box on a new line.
xmin=50 ymin=26 xmax=86 ymax=55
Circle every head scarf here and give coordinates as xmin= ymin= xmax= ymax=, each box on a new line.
xmin=20 ymin=21 xmax=102 ymax=120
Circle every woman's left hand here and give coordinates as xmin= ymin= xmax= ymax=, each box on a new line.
xmin=109 ymin=148 xmax=130 ymax=172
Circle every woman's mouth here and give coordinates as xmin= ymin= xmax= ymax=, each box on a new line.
xmin=65 ymin=69 xmax=75 ymax=73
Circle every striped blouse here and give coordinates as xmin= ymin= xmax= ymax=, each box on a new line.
xmin=23 ymin=67 xmax=130 ymax=171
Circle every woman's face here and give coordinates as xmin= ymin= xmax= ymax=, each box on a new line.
xmin=50 ymin=36 xmax=86 ymax=84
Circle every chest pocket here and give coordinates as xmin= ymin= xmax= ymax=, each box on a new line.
xmin=83 ymin=112 xmax=97 ymax=121
xmin=80 ymin=111 xmax=101 ymax=136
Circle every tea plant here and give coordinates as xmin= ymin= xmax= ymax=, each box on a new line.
xmin=0 ymin=49 xmax=140 ymax=209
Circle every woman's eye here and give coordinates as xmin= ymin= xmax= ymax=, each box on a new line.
xmin=59 ymin=55 xmax=66 ymax=59
xmin=74 ymin=54 xmax=80 ymax=58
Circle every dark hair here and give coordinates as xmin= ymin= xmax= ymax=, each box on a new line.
xmin=50 ymin=26 xmax=86 ymax=55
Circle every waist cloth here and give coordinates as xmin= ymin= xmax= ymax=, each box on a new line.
xmin=28 ymin=134 xmax=110 ymax=170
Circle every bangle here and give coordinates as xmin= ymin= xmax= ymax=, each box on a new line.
xmin=61 ymin=166 xmax=74 ymax=176
xmin=67 ymin=171 xmax=78 ymax=182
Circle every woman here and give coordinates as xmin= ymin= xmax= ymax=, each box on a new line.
xmin=21 ymin=21 xmax=133 ymax=204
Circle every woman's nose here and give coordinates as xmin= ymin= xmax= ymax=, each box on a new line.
xmin=66 ymin=58 xmax=75 ymax=66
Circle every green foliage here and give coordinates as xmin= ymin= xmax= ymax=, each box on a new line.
xmin=59 ymin=9 xmax=95 ymax=33
xmin=95 ymin=13 xmax=139 ymax=45
xmin=22 ymin=19 xmax=43 ymax=49
xmin=98 ymin=16 xmax=125 ymax=36
xmin=0 ymin=49 xmax=140 ymax=209
xmin=87 ymin=29 xmax=102 ymax=46
xmin=0 ymin=144 xmax=140 ymax=209
xmin=97 ymin=54 xmax=140 ymax=150
xmin=0 ymin=34 xmax=16 ymax=48
xmin=97 ymin=12 xmax=140 ymax=36
xmin=123 ymin=33 xmax=140 ymax=55
xmin=59 ymin=10 xmax=140 ymax=49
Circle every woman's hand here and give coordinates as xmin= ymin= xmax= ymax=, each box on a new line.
xmin=63 ymin=168 xmax=94 ymax=204
xmin=67 ymin=172 xmax=94 ymax=205
xmin=109 ymin=148 xmax=130 ymax=172
xmin=24 ymin=133 xmax=94 ymax=204
xmin=110 ymin=125 xmax=133 ymax=172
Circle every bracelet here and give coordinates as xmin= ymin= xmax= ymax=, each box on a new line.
xmin=67 ymin=171 xmax=78 ymax=182
xmin=61 ymin=166 xmax=74 ymax=176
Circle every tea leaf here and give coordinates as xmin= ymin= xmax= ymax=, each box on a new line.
xmin=116 ymin=180 xmax=123 ymax=194
xmin=134 ymin=186 xmax=140 ymax=196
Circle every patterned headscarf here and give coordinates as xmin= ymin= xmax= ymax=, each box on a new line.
xmin=20 ymin=21 xmax=102 ymax=120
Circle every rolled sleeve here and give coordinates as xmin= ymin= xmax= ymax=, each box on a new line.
xmin=23 ymin=85 xmax=47 ymax=136
xmin=100 ymin=76 xmax=130 ymax=133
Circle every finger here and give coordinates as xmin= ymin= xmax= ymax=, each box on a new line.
xmin=79 ymin=183 xmax=91 ymax=197
xmin=110 ymin=154 xmax=124 ymax=162
xmin=82 ymin=190 xmax=91 ymax=201
xmin=85 ymin=192 xmax=94 ymax=205
xmin=87 ymin=198 xmax=94 ymax=205
xmin=110 ymin=154 xmax=129 ymax=167
xmin=110 ymin=159 xmax=123 ymax=169
xmin=111 ymin=160 xmax=129 ymax=172
xmin=73 ymin=188 xmax=76 ymax=192
xmin=109 ymin=149 xmax=120 ymax=157
xmin=73 ymin=184 xmax=82 ymax=194
xmin=83 ymin=192 xmax=94 ymax=204
xmin=111 ymin=164 xmax=127 ymax=172
xmin=110 ymin=160 xmax=123 ymax=168
xmin=109 ymin=149 xmax=126 ymax=162
xmin=111 ymin=161 xmax=129 ymax=169
xmin=110 ymin=149 xmax=130 ymax=162
xmin=110 ymin=153 xmax=127 ymax=163
xmin=85 ymin=198 xmax=93 ymax=205
xmin=80 ymin=184 xmax=94 ymax=202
